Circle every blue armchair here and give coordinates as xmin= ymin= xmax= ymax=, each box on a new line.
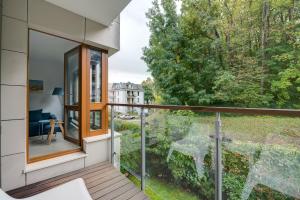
xmin=29 ymin=109 xmax=60 ymax=137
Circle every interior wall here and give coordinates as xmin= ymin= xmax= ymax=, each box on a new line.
xmin=29 ymin=58 xmax=64 ymax=120
xmin=28 ymin=30 xmax=79 ymax=120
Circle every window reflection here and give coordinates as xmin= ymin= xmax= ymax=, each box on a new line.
xmin=90 ymin=111 xmax=102 ymax=131
xmin=89 ymin=50 xmax=102 ymax=103
xmin=66 ymin=110 xmax=80 ymax=142
xmin=66 ymin=49 xmax=80 ymax=105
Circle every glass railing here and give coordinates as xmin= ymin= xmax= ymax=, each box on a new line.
xmin=221 ymin=114 xmax=300 ymax=200
xmin=110 ymin=106 xmax=142 ymax=185
xmin=109 ymin=103 xmax=300 ymax=200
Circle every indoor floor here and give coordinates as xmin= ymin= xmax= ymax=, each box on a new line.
xmin=29 ymin=132 xmax=79 ymax=158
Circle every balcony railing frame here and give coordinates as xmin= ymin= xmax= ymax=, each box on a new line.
xmin=109 ymin=103 xmax=300 ymax=200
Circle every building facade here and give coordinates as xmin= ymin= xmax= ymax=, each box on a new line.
xmin=110 ymin=82 xmax=144 ymax=113
xmin=0 ymin=0 xmax=131 ymax=191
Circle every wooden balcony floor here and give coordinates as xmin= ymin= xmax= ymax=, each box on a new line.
xmin=7 ymin=161 xmax=148 ymax=200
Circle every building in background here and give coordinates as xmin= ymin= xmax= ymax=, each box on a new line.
xmin=110 ymin=82 xmax=144 ymax=113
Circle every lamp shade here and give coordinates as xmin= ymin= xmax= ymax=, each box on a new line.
xmin=52 ymin=87 xmax=64 ymax=96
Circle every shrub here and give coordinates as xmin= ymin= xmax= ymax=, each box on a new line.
xmin=117 ymin=113 xmax=300 ymax=200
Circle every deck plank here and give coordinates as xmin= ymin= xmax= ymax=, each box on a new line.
xmin=7 ymin=162 xmax=147 ymax=200
xmin=88 ymin=175 xmax=126 ymax=194
xmin=12 ymin=164 xmax=113 ymax=198
xmin=129 ymin=191 xmax=148 ymax=200
xmin=8 ymin=162 xmax=110 ymax=196
xmin=98 ymin=183 xmax=136 ymax=200
xmin=112 ymin=186 xmax=141 ymax=200
xmin=91 ymin=179 xmax=131 ymax=199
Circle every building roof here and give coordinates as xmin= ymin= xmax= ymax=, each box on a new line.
xmin=111 ymin=82 xmax=144 ymax=91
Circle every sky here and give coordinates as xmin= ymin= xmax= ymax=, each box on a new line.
xmin=108 ymin=0 xmax=153 ymax=84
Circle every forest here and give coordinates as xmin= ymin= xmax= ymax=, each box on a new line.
xmin=142 ymin=0 xmax=300 ymax=108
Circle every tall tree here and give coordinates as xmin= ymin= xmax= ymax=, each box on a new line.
xmin=143 ymin=0 xmax=300 ymax=108
xmin=142 ymin=78 xmax=155 ymax=104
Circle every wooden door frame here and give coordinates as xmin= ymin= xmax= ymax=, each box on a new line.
xmin=82 ymin=45 xmax=108 ymax=137
xmin=27 ymin=29 xmax=108 ymax=163
xmin=64 ymin=46 xmax=82 ymax=145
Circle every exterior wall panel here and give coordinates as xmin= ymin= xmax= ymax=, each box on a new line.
xmin=85 ymin=19 xmax=120 ymax=55
xmin=0 ymin=0 xmax=122 ymax=191
xmin=3 ymin=0 xmax=27 ymax=22
xmin=1 ymin=1 xmax=27 ymax=190
xmin=1 ymin=85 xmax=26 ymax=120
xmin=26 ymin=158 xmax=84 ymax=185
xmin=1 ymin=50 xmax=27 ymax=85
xmin=28 ymin=0 xmax=85 ymax=42
xmin=1 ymin=153 xmax=26 ymax=191
xmin=83 ymin=133 xmax=120 ymax=169
xmin=1 ymin=120 xmax=26 ymax=156
xmin=2 ymin=16 xmax=27 ymax=52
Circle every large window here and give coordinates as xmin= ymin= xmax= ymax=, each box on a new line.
xmin=90 ymin=50 xmax=102 ymax=103
xmin=28 ymin=30 xmax=108 ymax=163
xmin=87 ymin=48 xmax=108 ymax=135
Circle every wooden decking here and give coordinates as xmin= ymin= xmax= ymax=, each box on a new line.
xmin=7 ymin=161 xmax=148 ymax=200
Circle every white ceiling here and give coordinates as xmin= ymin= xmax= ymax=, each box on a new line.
xmin=29 ymin=30 xmax=79 ymax=65
xmin=45 ymin=0 xmax=131 ymax=26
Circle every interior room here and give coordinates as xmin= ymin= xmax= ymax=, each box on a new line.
xmin=28 ymin=30 xmax=81 ymax=160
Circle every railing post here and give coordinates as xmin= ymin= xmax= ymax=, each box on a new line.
xmin=141 ymin=107 xmax=146 ymax=191
xmin=215 ymin=112 xmax=222 ymax=200
xmin=111 ymin=105 xmax=115 ymax=166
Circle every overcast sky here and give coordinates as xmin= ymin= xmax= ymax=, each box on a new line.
xmin=108 ymin=0 xmax=153 ymax=84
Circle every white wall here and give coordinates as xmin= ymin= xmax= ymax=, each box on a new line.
xmin=1 ymin=0 xmax=27 ymax=191
xmin=28 ymin=29 xmax=79 ymax=120
xmin=28 ymin=0 xmax=120 ymax=55
xmin=0 ymin=0 xmax=122 ymax=191
xmin=29 ymin=59 xmax=64 ymax=120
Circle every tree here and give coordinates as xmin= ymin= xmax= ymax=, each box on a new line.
xmin=143 ymin=0 xmax=300 ymax=108
xmin=142 ymin=78 xmax=155 ymax=104
xmin=143 ymin=0 xmax=220 ymax=105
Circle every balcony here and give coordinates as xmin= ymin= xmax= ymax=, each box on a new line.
xmin=7 ymin=162 xmax=148 ymax=200
xmin=3 ymin=103 xmax=299 ymax=200
xmin=127 ymin=94 xmax=137 ymax=98
xmin=109 ymin=103 xmax=300 ymax=200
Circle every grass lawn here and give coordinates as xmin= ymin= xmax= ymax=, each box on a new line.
xmin=118 ymin=111 xmax=300 ymax=200
xmin=147 ymin=111 xmax=300 ymax=145
xmin=128 ymin=174 xmax=199 ymax=200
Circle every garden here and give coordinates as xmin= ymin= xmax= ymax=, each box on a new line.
xmin=114 ymin=110 xmax=300 ymax=200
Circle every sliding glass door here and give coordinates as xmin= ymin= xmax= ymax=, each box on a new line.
xmin=27 ymin=30 xmax=109 ymax=163
xmin=64 ymin=46 xmax=107 ymax=140
xmin=64 ymin=47 xmax=81 ymax=144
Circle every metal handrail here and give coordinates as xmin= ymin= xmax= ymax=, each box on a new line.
xmin=108 ymin=103 xmax=300 ymax=200
xmin=107 ymin=103 xmax=300 ymax=117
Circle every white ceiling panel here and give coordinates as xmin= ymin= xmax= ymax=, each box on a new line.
xmin=45 ymin=0 xmax=131 ymax=26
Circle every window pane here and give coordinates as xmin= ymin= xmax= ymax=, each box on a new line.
xmin=90 ymin=110 xmax=102 ymax=131
xmin=66 ymin=49 xmax=80 ymax=105
xmin=66 ymin=110 xmax=80 ymax=141
xmin=89 ymin=50 xmax=102 ymax=103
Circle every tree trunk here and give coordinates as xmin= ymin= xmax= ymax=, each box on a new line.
xmin=208 ymin=0 xmax=224 ymax=69
xmin=260 ymin=0 xmax=269 ymax=95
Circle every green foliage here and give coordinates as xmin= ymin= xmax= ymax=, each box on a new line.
xmin=115 ymin=119 xmax=140 ymax=132
xmin=117 ymin=113 xmax=300 ymax=200
xmin=271 ymin=67 xmax=300 ymax=108
xmin=143 ymin=0 xmax=300 ymax=108
xmin=142 ymin=77 xmax=156 ymax=104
